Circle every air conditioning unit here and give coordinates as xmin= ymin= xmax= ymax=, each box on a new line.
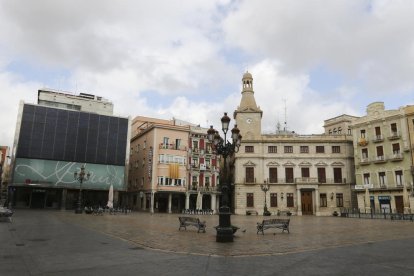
xmin=199 ymin=164 xmax=206 ymax=170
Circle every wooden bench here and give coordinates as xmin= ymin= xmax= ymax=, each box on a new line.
xmin=257 ymin=218 xmax=290 ymax=235
xmin=246 ymin=210 xmax=258 ymax=215
xmin=178 ymin=216 xmax=206 ymax=233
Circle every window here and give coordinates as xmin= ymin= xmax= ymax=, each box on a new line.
xmin=270 ymin=193 xmax=278 ymax=207
xmin=193 ymin=140 xmax=199 ymax=151
xmin=363 ymin=173 xmax=370 ymax=185
xmin=245 ymin=167 xmax=255 ymax=183
xmin=375 ymin=126 xmax=381 ymax=138
xmin=316 ymin=146 xmax=325 ymax=153
xmin=284 ymin=146 xmax=293 ymax=153
xmin=395 ymin=170 xmax=403 ymax=186
xmin=205 ymin=158 xmax=211 ymax=169
xmin=333 ymin=168 xmax=342 ymax=183
xmin=192 ymin=158 xmax=198 ymax=168
xmin=360 ymin=129 xmax=366 ymax=138
xmin=245 ymin=146 xmax=254 ymax=153
xmin=361 ymin=148 xmax=368 ymax=159
xmin=206 ymin=143 xmax=212 ymax=153
xmin=376 ymin=146 xmax=384 ymax=160
xmin=268 ymin=146 xmax=277 ymax=153
xmin=175 ymin=139 xmax=181 ymax=150
xmin=329 ymin=130 xmax=332 ymax=135
xmin=332 ymin=146 xmax=341 ymax=153
xmin=317 ymin=167 xmax=326 ymax=183
xmin=336 ymin=193 xmax=344 ymax=207
xmin=285 ymin=167 xmax=294 ymax=183
xmin=333 ymin=128 xmax=337 ymax=134
xmin=300 ymin=146 xmax=309 ymax=153
xmin=246 ymin=193 xmax=254 ymax=207
xmin=163 ymin=137 xmax=169 ymax=146
xmin=301 ymin=167 xmax=310 ymax=178
xmin=205 ymin=176 xmax=210 ymax=187
xmin=192 ymin=176 xmax=198 ymax=186
xmin=379 ymin=172 xmax=386 ymax=187
xmin=390 ymin=123 xmax=398 ymax=133
xmin=348 ymin=128 xmax=352 ymax=135
xmin=269 ymin=167 xmax=278 ymax=183
xmin=320 ymin=194 xmax=327 ymax=207
xmin=338 ymin=127 xmax=342 ymax=134
xmin=392 ymin=143 xmax=400 ymax=154
xmin=287 ymin=193 xmax=294 ymax=207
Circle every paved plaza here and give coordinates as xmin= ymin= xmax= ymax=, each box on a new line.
xmin=1 ymin=210 xmax=414 ymax=275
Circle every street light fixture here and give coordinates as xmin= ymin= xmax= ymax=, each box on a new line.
xmin=74 ymin=165 xmax=91 ymax=214
xmin=207 ymin=112 xmax=242 ymax=243
xmin=260 ymin=181 xmax=271 ymax=216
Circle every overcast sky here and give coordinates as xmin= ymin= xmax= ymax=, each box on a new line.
xmin=1 ymin=0 xmax=414 ymax=148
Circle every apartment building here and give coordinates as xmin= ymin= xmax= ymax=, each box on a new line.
xmin=128 ymin=117 xmax=221 ymax=213
xmin=233 ymin=72 xmax=355 ymax=216
xmin=351 ymin=102 xmax=414 ymax=213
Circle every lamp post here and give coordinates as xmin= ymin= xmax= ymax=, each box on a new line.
xmin=260 ymin=182 xmax=271 ymax=216
xmin=207 ymin=112 xmax=241 ymax=242
xmin=74 ymin=165 xmax=90 ymax=214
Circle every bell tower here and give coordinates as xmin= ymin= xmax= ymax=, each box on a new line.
xmin=234 ymin=71 xmax=262 ymax=140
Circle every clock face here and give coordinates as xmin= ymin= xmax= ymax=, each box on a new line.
xmin=246 ymin=118 xmax=253 ymax=124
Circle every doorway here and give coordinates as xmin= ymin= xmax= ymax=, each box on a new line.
xmin=301 ymin=191 xmax=313 ymax=215
xmin=395 ymin=196 xmax=404 ymax=214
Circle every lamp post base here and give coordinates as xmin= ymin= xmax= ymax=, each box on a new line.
xmin=216 ymin=206 xmax=233 ymax=243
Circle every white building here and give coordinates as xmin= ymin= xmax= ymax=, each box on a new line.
xmin=233 ymin=72 xmax=355 ymax=216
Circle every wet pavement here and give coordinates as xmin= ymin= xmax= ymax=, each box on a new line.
xmin=1 ymin=210 xmax=414 ymax=275
xmin=59 ymin=210 xmax=414 ymax=256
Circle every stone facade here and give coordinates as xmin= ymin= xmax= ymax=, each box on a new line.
xmin=233 ymin=72 xmax=355 ymax=216
xmin=351 ymin=102 xmax=414 ymax=213
xmin=128 ymin=117 xmax=221 ymax=213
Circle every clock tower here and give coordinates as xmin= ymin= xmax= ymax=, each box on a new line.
xmin=234 ymin=71 xmax=262 ymax=140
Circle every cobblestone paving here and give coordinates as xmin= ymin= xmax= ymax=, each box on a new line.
xmin=57 ymin=212 xmax=414 ymax=257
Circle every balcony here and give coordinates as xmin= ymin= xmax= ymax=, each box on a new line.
xmin=388 ymin=131 xmax=401 ymax=140
xmin=295 ymin=177 xmax=318 ymax=184
xmin=389 ymin=152 xmax=403 ymax=162
xmin=244 ymin=178 xmax=256 ymax=184
xmin=372 ymin=135 xmax=384 ymax=143
xmin=285 ymin=178 xmax=295 ymax=184
xmin=373 ymin=155 xmax=386 ymax=163
xmin=159 ymin=143 xmax=187 ymax=151
xmin=354 ymin=184 xmax=373 ymax=190
xmin=360 ymin=157 xmax=370 ymax=165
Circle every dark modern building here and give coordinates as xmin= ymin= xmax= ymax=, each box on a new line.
xmin=9 ymin=90 xmax=130 ymax=209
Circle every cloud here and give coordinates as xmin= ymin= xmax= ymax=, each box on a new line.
xmin=0 ymin=71 xmax=40 ymax=147
xmin=223 ymin=0 xmax=414 ymax=95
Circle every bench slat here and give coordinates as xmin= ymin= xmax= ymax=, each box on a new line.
xmin=257 ymin=218 xmax=290 ymax=235
xmin=178 ymin=217 xmax=206 ymax=233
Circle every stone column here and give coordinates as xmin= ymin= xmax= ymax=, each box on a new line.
xmin=150 ymin=192 xmax=155 ymax=213
xmin=296 ymin=188 xmax=302 ymax=216
xmin=168 ymin=193 xmax=172 ymax=214
xmin=185 ymin=192 xmax=190 ymax=210
xmin=211 ymin=194 xmax=217 ymax=214
xmin=315 ymin=188 xmax=320 ymax=216
xmin=61 ymin=189 xmax=67 ymax=211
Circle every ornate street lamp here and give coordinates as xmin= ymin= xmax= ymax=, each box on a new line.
xmin=207 ymin=112 xmax=242 ymax=242
xmin=74 ymin=165 xmax=90 ymax=214
xmin=260 ymin=182 xmax=271 ymax=216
